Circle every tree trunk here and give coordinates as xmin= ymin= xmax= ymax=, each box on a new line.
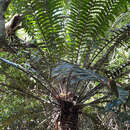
xmin=57 ymin=100 xmax=79 ymax=130
xmin=0 ymin=0 xmax=11 ymax=47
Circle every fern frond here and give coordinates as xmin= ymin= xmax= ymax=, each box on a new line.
xmin=0 ymin=57 xmax=56 ymax=99
xmin=68 ymin=0 xmax=128 ymax=39
xmin=78 ymin=83 xmax=104 ymax=103
xmin=105 ymin=61 xmax=130 ymax=79
xmin=52 ymin=62 xmax=108 ymax=84
xmin=66 ymin=0 xmax=128 ymax=64
xmin=12 ymin=0 xmax=65 ymax=56
xmin=90 ymin=24 xmax=130 ymax=70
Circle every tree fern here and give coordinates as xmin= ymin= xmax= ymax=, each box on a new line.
xmin=0 ymin=0 xmax=129 ymax=129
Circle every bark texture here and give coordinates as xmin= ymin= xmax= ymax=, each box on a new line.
xmin=0 ymin=0 xmax=11 ymax=47
xmin=57 ymin=100 xmax=80 ymax=130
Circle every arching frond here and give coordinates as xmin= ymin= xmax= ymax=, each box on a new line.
xmin=52 ymin=61 xmax=108 ymax=84
xmin=105 ymin=61 xmax=130 ymax=79
xmin=68 ymin=0 xmax=128 ymax=40
xmin=11 ymin=0 xmax=65 ymax=57
xmin=64 ymin=0 xmax=129 ymax=64
xmin=91 ymin=24 xmax=130 ymax=70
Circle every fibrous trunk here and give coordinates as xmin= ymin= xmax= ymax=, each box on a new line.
xmin=57 ymin=100 xmax=79 ymax=130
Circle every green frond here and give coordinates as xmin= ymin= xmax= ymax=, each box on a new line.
xmin=78 ymin=83 xmax=104 ymax=103
xmin=90 ymin=24 xmax=130 ymax=70
xmin=64 ymin=0 xmax=129 ymax=64
xmin=105 ymin=61 xmax=130 ymax=79
xmin=12 ymin=0 xmax=65 ymax=55
xmin=68 ymin=0 xmax=128 ymax=40
xmin=0 ymin=57 xmax=53 ymax=99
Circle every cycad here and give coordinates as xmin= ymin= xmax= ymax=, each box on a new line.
xmin=0 ymin=0 xmax=129 ymax=129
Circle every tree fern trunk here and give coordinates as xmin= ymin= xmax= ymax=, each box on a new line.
xmin=59 ymin=114 xmax=79 ymax=130
xmin=57 ymin=100 xmax=79 ymax=130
